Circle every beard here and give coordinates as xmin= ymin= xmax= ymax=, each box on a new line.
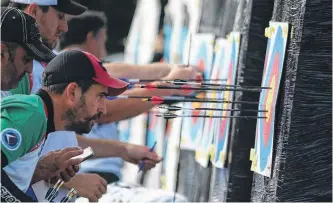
xmin=1 ymin=62 xmax=20 ymax=90
xmin=62 ymin=95 xmax=103 ymax=134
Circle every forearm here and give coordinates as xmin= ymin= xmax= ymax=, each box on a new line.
xmin=104 ymin=62 xmax=172 ymax=79
xmin=97 ymin=82 xmax=175 ymax=124
xmin=76 ymin=135 xmax=126 ymax=159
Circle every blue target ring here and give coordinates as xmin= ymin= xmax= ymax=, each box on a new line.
xmin=189 ymin=42 xmax=208 ymax=142
xmin=163 ymin=24 xmax=172 ymax=63
xmin=119 ymin=121 xmax=131 ymax=142
xmin=146 ymin=113 xmax=158 ymax=147
xmin=258 ymin=26 xmax=284 ymax=171
xmin=255 ymin=37 xmax=271 ymax=154
xmin=214 ymin=48 xmax=227 ymax=162
xmin=178 ymin=27 xmax=188 ymax=61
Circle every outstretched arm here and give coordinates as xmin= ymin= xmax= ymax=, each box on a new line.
xmin=97 ymin=66 xmax=198 ymax=123
xmin=104 ymin=62 xmax=175 ymax=79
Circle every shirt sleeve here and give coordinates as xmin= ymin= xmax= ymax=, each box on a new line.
xmin=1 ymin=95 xmax=47 ymax=167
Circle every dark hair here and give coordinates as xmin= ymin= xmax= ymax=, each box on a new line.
xmin=1 ymin=41 xmax=20 ymax=62
xmin=59 ymin=11 xmax=107 ymax=50
xmin=8 ymin=2 xmax=49 ymax=13
xmin=44 ymin=79 xmax=100 ymax=94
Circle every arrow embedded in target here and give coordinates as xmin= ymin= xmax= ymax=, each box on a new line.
xmin=132 ymin=83 xmax=267 ymax=92
xmin=107 ymin=95 xmax=260 ymax=105
xmin=164 ymin=79 xmax=271 ymax=90
xmin=156 ymin=112 xmax=266 ymax=120
xmin=159 ymin=105 xmax=267 ymax=113
xmin=123 ymin=78 xmax=228 ymax=83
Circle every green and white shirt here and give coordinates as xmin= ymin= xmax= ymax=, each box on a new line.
xmin=1 ymin=94 xmax=48 ymax=192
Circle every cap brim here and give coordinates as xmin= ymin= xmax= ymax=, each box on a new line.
xmin=52 ymin=0 xmax=87 ymax=15
xmin=92 ymin=76 xmax=129 ymax=96
xmin=23 ymin=42 xmax=56 ymax=62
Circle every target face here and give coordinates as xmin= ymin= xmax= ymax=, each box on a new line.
xmin=196 ymin=40 xmax=222 ymax=167
xmin=180 ymin=33 xmax=215 ymax=150
xmin=253 ymin=22 xmax=289 ymax=177
xmin=254 ymin=38 xmax=271 ymax=153
xmin=118 ymin=120 xmax=131 ymax=142
xmin=212 ymin=34 xmax=240 ymax=168
xmin=163 ymin=24 xmax=172 ymax=63
xmin=189 ymin=42 xmax=208 ymax=142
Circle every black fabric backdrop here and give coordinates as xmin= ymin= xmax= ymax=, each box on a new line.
xmin=251 ymin=0 xmax=332 ymax=201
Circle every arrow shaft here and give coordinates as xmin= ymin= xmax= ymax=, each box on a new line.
xmin=169 ymin=81 xmax=271 ymax=89
xmin=157 ymin=114 xmax=266 ymax=119
xmin=170 ymin=107 xmax=267 ymax=112
xmin=108 ymin=96 xmax=259 ymax=105
xmin=126 ymin=79 xmax=227 ymax=83
xmin=136 ymin=84 xmax=263 ymax=92
xmin=183 ymin=115 xmax=266 ymax=119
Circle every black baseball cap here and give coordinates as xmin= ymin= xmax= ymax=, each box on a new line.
xmin=43 ymin=50 xmax=129 ymax=96
xmin=52 ymin=0 xmax=87 ymax=15
xmin=10 ymin=0 xmax=87 ymax=15
xmin=0 ymin=7 xmax=56 ymax=62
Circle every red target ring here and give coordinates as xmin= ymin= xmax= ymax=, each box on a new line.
xmin=197 ymin=59 xmax=205 ymax=72
xmin=263 ymin=52 xmax=280 ymax=146
xmin=148 ymin=113 xmax=157 ymax=130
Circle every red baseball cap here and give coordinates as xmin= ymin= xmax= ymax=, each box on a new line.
xmin=43 ymin=50 xmax=129 ymax=96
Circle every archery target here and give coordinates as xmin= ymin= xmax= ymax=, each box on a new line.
xmin=212 ymin=33 xmax=240 ymax=168
xmin=143 ymin=107 xmax=166 ymax=188
xmin=196 ymin=58 xmax=221 ymax=167
xmin=164 ymin=104 xmax=184 ymax=191
xmin=211 ymin=39 xmax=229 ymax=168
xmin=252 ymin=22 xmax=289 ymax=177
xmin=254 ymin=37 xmax=271 ymax=154
xmin=180 ymin=33 xmax=215 ymax=151
xmin=118 ymin=120 xmax=131 ymax=142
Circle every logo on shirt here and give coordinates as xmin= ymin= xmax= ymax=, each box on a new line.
xmin=1 ymin=185 xmax=21 ymax=202
xmin=1 ymin=128 xmax=22 ymax=151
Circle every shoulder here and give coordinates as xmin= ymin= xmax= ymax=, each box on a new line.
xmin=1 ymin=95 xmax=46 ymax=123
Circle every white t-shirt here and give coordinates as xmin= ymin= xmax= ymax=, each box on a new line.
xmin=31 ymin=131 xmax=78 ymax=202
xmin=31 ymin=60 xmax=45 ymax=94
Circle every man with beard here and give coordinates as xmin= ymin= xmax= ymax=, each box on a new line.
xmin=0 ymin=6 xmax=55 ymax=96
xmin=0 ymin=7 xmax=88 ymax=203
xmin=7 ymin=1 xmax=196 ymax=201
xmin=2 ymin=50 xmax=162 ymax=202
xmin=58 ymin=11 xmax=189 ymax=202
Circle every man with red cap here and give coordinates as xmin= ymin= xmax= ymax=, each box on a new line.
xmin=1 ymin=50 xmax=163 ymax=202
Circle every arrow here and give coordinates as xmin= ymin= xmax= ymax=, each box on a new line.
xmin=124 ymin=78 xmax=228 ymax=83
xmin=159 ymin=105 xmax=267 ymax=113
xmin=132 ymin=84 xmax=265 ymax=92
xmin=155 ymin=112 xmax=266 ymax=120
xmin=107 ymin=95 xmax=260 ymax=105
xmin=164 ymin=79 xmax=271 ymax=90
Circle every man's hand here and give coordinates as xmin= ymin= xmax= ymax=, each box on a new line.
xmin=164 ymin=66 xmax=197 ymax=81
xmin=160 ymin=67 xmax=200 ymax=96
xmin=122 ymin=143 xmax=163 ymax=171
xmin=64 ymin=173 xmax=107 ymax=202
xmin=31 ymin=147 xmax=83 ymax=184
